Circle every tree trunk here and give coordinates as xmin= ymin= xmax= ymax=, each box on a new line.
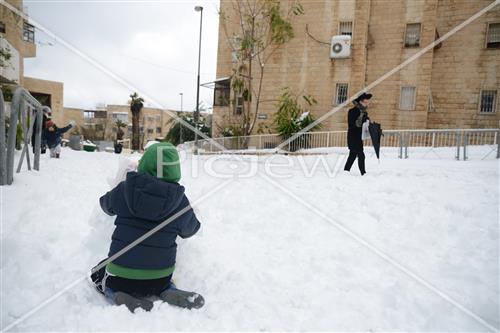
xmin=131 ymin=109 xmax=141 ymax=150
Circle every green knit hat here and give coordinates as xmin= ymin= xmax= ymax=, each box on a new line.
xmin=138 ymin=142 xmax=181 ymax=182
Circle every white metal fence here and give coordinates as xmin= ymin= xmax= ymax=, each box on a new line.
xmin=184 ymin=129 xmax=500 ymax=160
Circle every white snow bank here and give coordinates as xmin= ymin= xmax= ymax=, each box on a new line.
xmin=1 ymin=147 xmax=498 ymax=331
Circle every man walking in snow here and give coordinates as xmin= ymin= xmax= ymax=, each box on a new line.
xmin=344 ymin=92 xmax=372 ymax=175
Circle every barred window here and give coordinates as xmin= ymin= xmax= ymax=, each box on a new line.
xmin=405 ymin=23 xmax=421 ymax=47
xmin=486 ymin=23 xmax=500 ymax=49
xmin=400 ymin=86 xmax=416 ymax=110
xmin=335 ymin=83 xmax=348 ymax=105
xmin=23 ymin=21 xmax=35 ymax=43
xmin=339 ymin=21 xmax=353 ymax=37
xmin=480 ymin=90 xmax=497 ymax=113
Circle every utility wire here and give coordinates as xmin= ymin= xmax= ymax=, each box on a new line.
xmin=305 ymin=24 xmax=330 ymax=46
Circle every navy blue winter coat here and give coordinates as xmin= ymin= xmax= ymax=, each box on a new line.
xmin=42 ymin=124 xmax=72 ymax=148
xmin=99 ymin=171 xmax=201 ymax=270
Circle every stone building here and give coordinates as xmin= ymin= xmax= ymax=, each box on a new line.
xmin=1 ymin=0 xmax=64 ymax=124
xmin=0 ymin=0 xmax=35 ymax=87
xmin=212 ymin=0 xmax=500 ymax=136
xmin=63 ymin=104 xmax=182 ymax=147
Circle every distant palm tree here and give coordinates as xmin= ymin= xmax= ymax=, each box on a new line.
xmin=115 ymin=119 xmax=127 ymax=141
xmin=129 ymin=92 xmax=144 ymax=150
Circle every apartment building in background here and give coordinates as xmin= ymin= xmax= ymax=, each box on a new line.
xmin=1 ymin=1 xmax=175 ymax=147
xmin=212 ymin=0 xmax=500 ymax=136
xmin=63 ymin=104 xmax=183 ymax=146
xmin=1 ymin=0 xmax=65 ymax=124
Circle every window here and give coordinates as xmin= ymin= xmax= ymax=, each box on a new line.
xmin=112 ymin=112 xmax=128 ymax=123
xmin=231 ymin=50 xmax=238 ymax=63
xmin=0 ymin=22 xmax=5 ymax=34
xmin=156 ymin=127 xmax=162 ymax=133
xmin=234 ymin=96 xmax=244 ymax=115
xmin=84 ymin=111 xmax=95 ymax=119
xmin=335 ymin=83 xmax=348 ymax=105
xmin=339 ymin=21 xmax=353 ymax=37
xmin=399 ymin=86 xmax=417 ymax=110
xmin=405 ymin=23 xmax=421 ymax=47
xmin=486 ymin=23 xmax=500 ymax=49
xmin=480 ymin=90 xmax=497 ymax=113
xmin=94 ymin=111 xmax=107 ymax=118
xmin=31 ymin=92 xmax=51 ymax=108
xmin=23 ymin=21 xmax=35 ymax=43
xmin=214 ymin=79 xmax=230 ymax=106
xmin=427 ymin=91 xmax=435 ymax=112
xmin=147 ymin=128 xmax=154 ymax=134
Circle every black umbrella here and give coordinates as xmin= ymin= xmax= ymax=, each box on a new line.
xmin=368 ymin=122 xmax=383 ymax=159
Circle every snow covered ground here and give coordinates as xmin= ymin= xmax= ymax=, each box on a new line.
xmin=1 ymin=147 xmax=499 ymax=331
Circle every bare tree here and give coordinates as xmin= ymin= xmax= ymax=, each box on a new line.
xmin=219 ymin=0 xmax=304 ymax=138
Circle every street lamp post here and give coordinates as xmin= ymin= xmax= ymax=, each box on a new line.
xmin=193 ymin=5 xmax=203 ymax=155
xmin=179 ymin=92 xmax=183 ymax=143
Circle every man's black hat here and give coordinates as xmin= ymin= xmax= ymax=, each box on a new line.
xmin=354 ymin=92 xmax=373 ymax=102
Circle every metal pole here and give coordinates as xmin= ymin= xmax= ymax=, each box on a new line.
xmin=398 ymin=132 xmax=403 ymax=159
xmin=404 ymin=133 xmax=409 ymax=159
xmin=7 ymin=89 xmax=21 ymax=184
xmin=463 ymin=132 xmax=468 ymax=161
xmin=0 ymin=92 xmax=6 ymax=185
xmin=33 ymin=106 xmax=43 ymax=171
xmin=497 ymin=129 xmax=500 ymax=159
xmin=455 ymin=130 xmax=461 ymax=161
xmin=193 ymin=6 xmax=203 ymax=155
xmin=16 ymin=100 xmax=31 ymax=173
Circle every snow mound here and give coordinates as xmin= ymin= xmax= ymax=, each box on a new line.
xmin=1 ymin=147 xmax=498 ymax=331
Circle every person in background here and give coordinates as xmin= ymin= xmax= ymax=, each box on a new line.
xmin=31 ymin=109 xmax=51 ymax=154
xmin=42 ymin=120 xmax=75 ymax=158
xmin=344 ymin=92 xmax=372 ymax=175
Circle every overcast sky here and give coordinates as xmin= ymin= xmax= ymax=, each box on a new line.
xmin=23 ymin=0 xmax=220 ymax=111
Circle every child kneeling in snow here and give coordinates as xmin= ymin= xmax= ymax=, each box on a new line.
xmin=43 ymin=120 xmax=75 ymax=158
xmin=90 ymin=142 xmax=202 ymax=311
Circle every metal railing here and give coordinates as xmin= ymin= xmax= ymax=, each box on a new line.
xmin=1 ymin=87 xmax=48 ymax=185
xmin=183 ymin=128 xmax=500 ymax=160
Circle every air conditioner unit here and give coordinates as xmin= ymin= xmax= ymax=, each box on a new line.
xmin=330 ymin=35 xmax=351 ymax=59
